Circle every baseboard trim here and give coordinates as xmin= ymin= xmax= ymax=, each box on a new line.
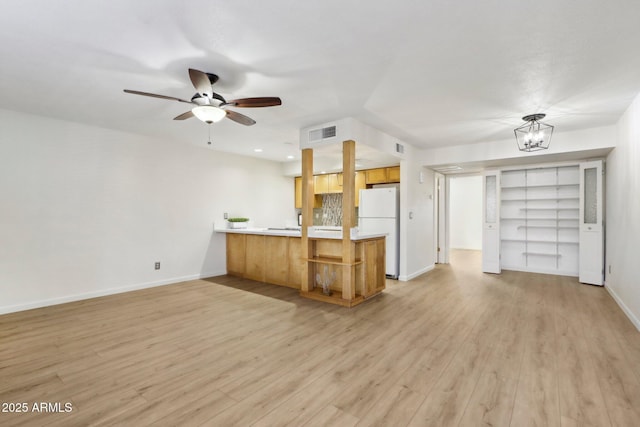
xmin=399 ymin=264 xmax=435 ymax=282
xmin=501 ymin=265 xmax=578 ymax=278
xmin=0 ymin=270 xmax=227 ymax=315
xmin=606 ymin=284 xmax=640 ymax=332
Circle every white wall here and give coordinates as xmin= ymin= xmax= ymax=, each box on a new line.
xmin=399 ymin=146 xmax=435 ymax=281
xmin=605 ymin=93 xmax=640 ymax=331
xmin=449 ymin=175 xmax=482 ymax=250
xmin=0 ymin=109 xmax=293 ymax=314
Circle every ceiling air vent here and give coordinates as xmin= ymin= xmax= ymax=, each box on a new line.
xmin=396 ymin=143 xmax=404 ymax=154
xmin=309 ymin=125 xmax=337 ymax=143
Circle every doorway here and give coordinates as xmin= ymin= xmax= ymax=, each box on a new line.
xmin=438 ymin=174 xmax=483 ymax=265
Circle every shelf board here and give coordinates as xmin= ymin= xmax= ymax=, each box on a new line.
xmin=517 ymin=225 xmax=579 ymax=229
xmin=519 ymin=209 xmax=578 ymax=212
xmin=502 ymin=183 xmax=579 ymax=189
xmin=502 ymin=217 xmax=578 ymax=221
xmin=523 ymin=252 xmax=562 ymax=257
xmin=502 ymin=239 xmax=578 ymax=244
xmin=300 ymin=288 xmax=365 ymax=307
xmin=307 ymin=256 xmax=362 ymax=266
xmin=501 ymin=197 xmax=579 ymax=202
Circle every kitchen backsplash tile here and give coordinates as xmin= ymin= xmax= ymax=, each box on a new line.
xmin=313 ymin=208 xmax=322 ymax=225
xmin=322 ymin=193 xmax=342 ymax=226
xmin=302 ymin=195 xmax=359 ymax=226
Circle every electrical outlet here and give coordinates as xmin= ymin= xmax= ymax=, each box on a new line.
xmin=224 ymin=212 xmax=228 ymax=219
xmin=609 ymin=265 xmax=612 ymax=274
xmin=155 ymin=262 xmax=160 ymax=270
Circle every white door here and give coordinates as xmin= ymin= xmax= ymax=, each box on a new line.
xmin=482 ymin=171 xmax=501 ymax=273
xmin=579 ymin=160 xmax=604 ymax=285
xmin=436 ymin=174 xmax=448 ymax=264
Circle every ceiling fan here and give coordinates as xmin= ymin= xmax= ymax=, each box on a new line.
xmin=124 ymin=69 xmax=282 ymax=126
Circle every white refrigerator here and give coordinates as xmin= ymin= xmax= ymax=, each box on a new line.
xmin=358 ymin=186 xmax=399 ymax=278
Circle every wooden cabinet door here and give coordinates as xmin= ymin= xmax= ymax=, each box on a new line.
xmin=294 ymin=177 xmax=302 ymax=208
xmin=387 ymin=166 xmax=400 ymax=183
xmin=288 ymin=237 xmax=303 ymax=288
xmin=328 ymin=173 xmax=343 ymax=193
xmin=245 ymin=235 xmax=266 ymax=281
xmin=314 ymin=174 xmax=329 ymax=194
xmin=226 ymin=234 xmax=246 ymax=276
xmin=365 ymin=168 xmax=388 ymax=184
xmin=264 ymin=236 xmax=289 ymax=286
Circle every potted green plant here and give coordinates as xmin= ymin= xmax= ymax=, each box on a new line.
xmin=227 ymin=217 xmax=250 ymax=229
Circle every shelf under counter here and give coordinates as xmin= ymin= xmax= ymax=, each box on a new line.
xmin=299 ymin=288 xmax=366 ymax=308
xmin=307 ymin=256 xmax=363 ymax=266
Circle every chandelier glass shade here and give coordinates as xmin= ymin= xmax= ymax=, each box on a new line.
xmin=514 ymin=113 xmax=554 ymax=152
xmin=192 ymin=105 xmax=226 ymax=124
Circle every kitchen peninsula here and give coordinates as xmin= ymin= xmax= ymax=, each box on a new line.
xmin=220 ymin=138 xmax=389 ymax=307
xmin=218 ymin=227 xmax=386 ymax=307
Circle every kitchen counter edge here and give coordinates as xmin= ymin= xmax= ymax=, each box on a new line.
xmin=214 ymin=227 xmax=387 ymax=241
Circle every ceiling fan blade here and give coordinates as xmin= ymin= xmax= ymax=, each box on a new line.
xmin=188 ymin=68 xmax=213 ymax=98
xmin=225 ymin=110 xmax=256 ymax=126
xmin=124 ymin=89 xmax=192 ymax=104
xmin=224 ymin=97 xmax=282 ymax=108
xmin=173 ymin=111 xmax=194 ymax=120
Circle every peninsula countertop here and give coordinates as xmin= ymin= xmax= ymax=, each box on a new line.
xmin=214 ymin=226 xmax=387 ymax=241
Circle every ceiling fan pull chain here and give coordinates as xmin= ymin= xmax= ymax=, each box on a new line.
xmin=208 ymin=123 xmax=212 ymax=145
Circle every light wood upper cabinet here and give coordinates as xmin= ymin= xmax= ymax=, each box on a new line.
xmin=296 ymin=167 xmax=397 ymax=208
xmin=314 ymin=174 xmax=329 ymax=194
xmin=365 ymin=168 xmax=388 ymax=184
xmin=328 ymin=173 xmax=343 ymax=193
xmin=387 ymin=166 xmax=400 ymax=183
xmin=365 ymin=166 xmax=400 ymax=184
xmin=294 ymin=177 xmax=302 ymax=209
xmin=295 ymin=176 xmax=322 ymax=208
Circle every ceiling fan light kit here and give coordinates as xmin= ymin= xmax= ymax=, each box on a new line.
xmin=192 ymin=105 xmax=226 ymax=124
xmin=514 ymin=113 xmax=554 ymax=152
xmin=124 ymin=68 xmax=281 ymax=127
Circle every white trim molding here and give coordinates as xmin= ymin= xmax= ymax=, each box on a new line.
xmin=0 ymin=270 xmax=226 ymax=315
xmin=399 ymin=264 xmax=435 ymax=282
xmin=606 ymin=284 xmax=640 ymax=332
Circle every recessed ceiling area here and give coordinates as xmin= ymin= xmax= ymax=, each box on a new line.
xmin=1 ymin=1 xmax=639 ymax=166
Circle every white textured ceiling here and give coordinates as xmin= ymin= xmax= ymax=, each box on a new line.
xmin=1 ymin=1 xmax=639 ymax=165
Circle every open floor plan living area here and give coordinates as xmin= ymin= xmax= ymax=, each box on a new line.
xmin=3 ymin=1 xmax=640 ymax=426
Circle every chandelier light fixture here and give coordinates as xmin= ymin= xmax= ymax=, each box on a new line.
xmin=514 ymin=113 xmax=554 ymax=152
xmin=191 ymin=105 xmax=227 ymax=124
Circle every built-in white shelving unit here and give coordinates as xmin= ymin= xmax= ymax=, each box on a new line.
xmin=500 ymin=165 xmax=580 ymax=276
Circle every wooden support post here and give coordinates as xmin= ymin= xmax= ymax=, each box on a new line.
xmin=301 ymin=148 xmax=314 ymax=292
xmin=342 ymin=140 xmax=356 ymax=301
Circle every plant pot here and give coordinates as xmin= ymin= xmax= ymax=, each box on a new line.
xmin=228 ymin=222 xmax=248 ymax=229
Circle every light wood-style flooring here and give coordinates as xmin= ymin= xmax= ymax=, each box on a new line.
xmin=2 ymin=250 xmax=640 ymax=426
